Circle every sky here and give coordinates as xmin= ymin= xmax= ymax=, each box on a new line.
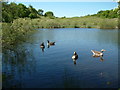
xmin=13 ymin=2 xmax=118 ymax=17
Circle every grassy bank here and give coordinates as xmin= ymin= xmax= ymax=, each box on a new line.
xmin=2 ymin=16 xmax=118 ymax=49
xmin=19 ymin=16 xmax=117 ymax=29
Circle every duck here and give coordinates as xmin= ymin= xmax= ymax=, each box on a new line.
xmin=72 ymin=52 xmax=78 ymax=60
xmin=47 ymin=40 xmax=55 ymax=46
xmin=91 ymin=49 xmax=106 ymax=57
xmin=40 ymin=42 xmax=45 ymax=48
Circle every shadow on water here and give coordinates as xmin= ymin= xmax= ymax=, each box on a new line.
xmin=2 ymin=45 xmax=36 ymax=88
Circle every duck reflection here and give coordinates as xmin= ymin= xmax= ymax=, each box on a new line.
xmin=100 ymin=57 xmax=104 ymax=62
xmin=47 ymin=45 xmax=50 ymax=48
xmin=92 ymin=55 xmax=104 ymax=62
xmin=72 ymin=52 xmax=78 ymax=65
xmin=73 ymin=59 xmax=77 ymax=65
xmin=41 ymin=48 xmax=45 ymax=52
xmin=40 ymin=42 xmax=45 ymax=52
xmin=47 ymin=44 xmax=56 ymax=48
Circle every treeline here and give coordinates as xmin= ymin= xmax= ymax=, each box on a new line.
xmin=2 ymin=2 xmax=55 ymax=23
xmin=86 ymin=8 xmax=119 ymax=18
xmin=2 ymin=2 xmax=119 ymax=23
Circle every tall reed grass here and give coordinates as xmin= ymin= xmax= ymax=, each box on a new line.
xmin=22 ymin=16 xmax=117 ymax=29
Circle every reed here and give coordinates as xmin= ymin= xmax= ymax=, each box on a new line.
xmin=24 ymin=16 xmax=117 ymax=29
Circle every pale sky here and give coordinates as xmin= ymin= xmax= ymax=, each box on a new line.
xmin=7 ymin=0 xmax=118 ymax=17
xmin=8 ymin=0 xmax=118 ymax=2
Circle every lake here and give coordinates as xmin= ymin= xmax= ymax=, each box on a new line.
xmin=2 ymin=28 xmax=119 ymax=88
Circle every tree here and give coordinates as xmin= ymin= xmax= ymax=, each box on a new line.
xmin=29 ymin=13 xmax=37 ymax=19
xmin=28 ymin=5 xmax=38 ymax=14
xmin=18 ymin=3 xmax=30 ymax=18
xmin=44 ymin=11 xmax=55 ymax=18
xmin=9 ymin=2 xmax=18 ymax=19
xmin=38 ymin=9 xmax=44 ymax=16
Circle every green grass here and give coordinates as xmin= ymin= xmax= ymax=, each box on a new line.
xmin=21 ymin=16 xmax=117 ymax=29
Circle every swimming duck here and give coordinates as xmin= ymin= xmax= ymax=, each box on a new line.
xmin=72 ymin=52 xmax=78 ymax=60
xmin=47 ymin=40 xmax=55 ymax=45
xmin=91 ymin=49 xmax=106 ymax=57
xmin=40 ymin=42 xmax=45 ymax=48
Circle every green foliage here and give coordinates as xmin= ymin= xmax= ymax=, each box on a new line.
xmin=2 ymin=2 xmax=41 ymax=22
xmin=17 ymin=3 xmax=30 ymax=18
xmin=2 ymin=18 xmax=36 ymax=48
xmin=38 ymin=9 xmax=44 ymax=16
xmin=89 ymin=8 xmax=119 ymax=18
xmin=29 ymin=13 xmax=37 ymax=19
xmin=2 ymin=2 xmax=56 ymax=22
xmin=44 ymin=11 xmax=55 ymax=19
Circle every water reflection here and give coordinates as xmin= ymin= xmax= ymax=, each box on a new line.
xmin=73 ymin=59 xmax=77 ymax=65
xmin=92 ymin=55 xmax=104 ymax=62
xmin=100 ymin=57 xmax=104 ymax=62
xmin=47 ymin=44 xmax=55 ymax=48
xmin=2 ymin=44 xmax=36 ymax=88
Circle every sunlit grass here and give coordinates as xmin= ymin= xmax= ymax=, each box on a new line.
xmin=25 ymin=16 xmax=117 ymax=29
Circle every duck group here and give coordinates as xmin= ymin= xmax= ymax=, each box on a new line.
xmin=40 ymin=40 xmax=56 ymax=51
xmin=71 ymin=49 xmax=106 ymax=64
xmin=72 ymin=49 xmax=106 ymax=59
xmin=40 ymin=40 xmax=106 ymax=63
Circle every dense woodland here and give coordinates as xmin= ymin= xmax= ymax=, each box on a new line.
xmin=2 ymin=2 xmax=119 ymax=23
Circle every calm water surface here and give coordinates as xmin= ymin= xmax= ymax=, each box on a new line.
xmin=2 ymin=28 xmax=118 ymax=88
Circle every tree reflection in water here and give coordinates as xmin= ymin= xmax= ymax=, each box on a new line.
xmin=2 ymin=45 xmax=36 ymax=88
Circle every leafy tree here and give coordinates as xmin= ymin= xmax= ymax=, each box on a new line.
xmin=38 ymin=9 xmax=44 ymax=16
xmin=44 ymin=11 xmax=55 ymax=18
xmin=17 ymin=3 xmax=30 ymax=18
xmin=29 ymin=13 xmax=37 ymax=19
xmin=2 ymin=2 xmax=41 ymax=22
xmin=28 ymin=5 xmax=38 ymax=14
xmin=90 ymin=8 xmax=118 ymax=18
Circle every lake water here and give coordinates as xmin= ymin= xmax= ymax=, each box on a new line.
xmin=2 ymin=28 xmax=119 ymax=88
